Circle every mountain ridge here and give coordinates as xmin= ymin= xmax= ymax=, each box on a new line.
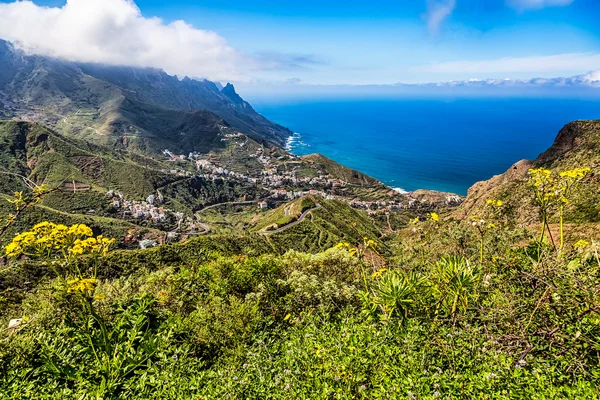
xmin=0 ymin=39 xmax=291 ymax=153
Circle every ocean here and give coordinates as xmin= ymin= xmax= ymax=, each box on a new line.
xmin=251 ymin=97 xmax=600 ymax=195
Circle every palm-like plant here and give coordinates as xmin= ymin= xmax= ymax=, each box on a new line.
xmin=370 ymin=270 xmax=430 ymax=320
xmin=433 ymin=256 xmax=481 ymax=317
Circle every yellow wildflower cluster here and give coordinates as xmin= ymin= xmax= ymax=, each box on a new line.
xmin=528 ymin=167 xmax=591 ymax=249
xmin=334 ymin=242 xmax=351 ymax=249
xmin=409 ymin=217 xmax=419 ymax=225
xmin=559 ymin=168 xmax=591 ymax=180
xmin=335 ymin=241 xmax=358 ymax=257
xmin=7 ymin=191 xmax=26 ymax=210
xmin=32 ymin=183 xmax=49 ymax=197
xmin=4 ymin=222 xmax=114 ymax=259
xmin=70 ymin=236 xmax=115 ymax=256
xmin=67 ymin=277 xmax=98 ymax=293
xmin=334 ymin=238 xmax=377 ymax=258
xmin=430 ymin=213 xmax=440 ymax=222
xmin=528 ymin=168 xmax=552 ymax=186
xmin=573 ymin=239 xmax=590 ymax=250
xmin=371 ymin=268 xmax=388 ymax=280
xmin=529 ymin=167 xmax=591 ymax=205
xmin=6 ymin=185 xmax=49 ymax=212
xmin=363 ymin=237 xmax=377 ymax=249
xmin=486 ymin=199 xmax=503 ymax=208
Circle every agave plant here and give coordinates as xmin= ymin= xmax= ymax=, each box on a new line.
xmin=369 ymin=270 xmax=430 ymax=320
xmin=433 ymin=256 xmax=481 ymax=317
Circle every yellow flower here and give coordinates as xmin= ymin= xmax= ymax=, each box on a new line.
xmin=67 ymin=277 xmax=98 ymax=293
xmin=4 ymin=241 xmax=21 ymax=257
xmin=283 ymin=313 xmax=291 ymax=321
xmin=69 ymin=244 xmax=84 ymax=255
xmin=371 ymin=268 xmax=388 ymax=280
xmin=409 ymin=217 xmax=419 ymax=225
xmin=486 ymin=199 xmax=503 ymax=208
xmin=559 ymin=168 xmax=591 ymax=179
xmin=33 ymin=184 xmax=49 ymax=196
xmin=528 ymin=168 xmax=554 ymax=189
xmin=573 ymin=239 xmax=590 ymax=250
xmin=7 ymin=191 xmax=26 ymax=209
xmin=68 ymin=224 xmax=93 ymax=237
xmin=334 ymin=242 xmax=350 ymax=249
xmin=430 ymin=212 xmax=440 ymax=222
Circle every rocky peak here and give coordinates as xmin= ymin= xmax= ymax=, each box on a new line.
xmin=221 ymin=83 xmax=244 ymax=104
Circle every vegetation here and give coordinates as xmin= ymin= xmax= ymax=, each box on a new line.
xmin=1 ymin=159 xmax=600 ymax=398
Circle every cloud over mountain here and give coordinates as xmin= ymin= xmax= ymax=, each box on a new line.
xmin=0 ymin=0 xmax=249 ymax=81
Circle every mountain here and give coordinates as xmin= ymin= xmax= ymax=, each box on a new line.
xmin=0 ymin=39 xmax=291 ymax=153
xmin=456 ymin=120 xmax=600 ymax=224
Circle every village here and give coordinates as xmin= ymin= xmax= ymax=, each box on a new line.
xmin=104 ymin=190 xmax=203 ymax=241
xmin=99 ymin=132 xmax=463 ymax=246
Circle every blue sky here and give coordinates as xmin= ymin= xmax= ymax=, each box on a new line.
xmin=1 ymin=0 xmax=599 ymax=85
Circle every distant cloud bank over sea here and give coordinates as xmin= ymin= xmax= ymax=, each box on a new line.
xmin=236 ymin=71 xmax=600 ymax=99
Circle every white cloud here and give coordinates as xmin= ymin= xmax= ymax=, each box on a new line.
xmin=423 ymin=0 xmax=456 ymax=35
xmin=0 ymin=0 xmax=253 ymax=81
xmin=507 ymin=0 xmax=575 ymax=11
xmin=579 ymin=71 xmax=600 ymax=83
xmin=413 ymin=53 xmax=600 ymax=75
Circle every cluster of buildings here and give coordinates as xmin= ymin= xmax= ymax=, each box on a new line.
xmin=349 ymin=199 xmax=409 ymax=212
xmin=106 ymin=191 xmax=204 ymax=238
xmin=195 ymin=159 xmax=250 ymax=181
xmin=106 ymin=191 xmax=168 ymax=222
xmin=270 ymin=188 xmax=334 ymax=201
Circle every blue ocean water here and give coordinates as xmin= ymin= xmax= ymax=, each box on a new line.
xmin=251 ymin=97 xmax=600 ymax=195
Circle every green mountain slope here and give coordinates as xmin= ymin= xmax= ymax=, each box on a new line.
xmin=0 ymin=39 xmax=291 ymax=153
xmin=0 ymin=120 xmax=174 ymax=197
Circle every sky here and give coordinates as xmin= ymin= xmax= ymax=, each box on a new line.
xmin=0 ymin=0 xmax=599 ymax=88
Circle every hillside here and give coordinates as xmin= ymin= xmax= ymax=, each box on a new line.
xmin=0 ymin=120 xmax=174 ymax=195
xmin=300 ymin=154 xmax=381 ymax=186
xmin=0 ymin=39 xmax=291 ymax=153
xmin=456 ymin=120 xmax=600 ymax=224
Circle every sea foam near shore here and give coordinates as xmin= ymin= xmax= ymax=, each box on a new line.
xmin=285 ymin=132 xmax=309 ymax=152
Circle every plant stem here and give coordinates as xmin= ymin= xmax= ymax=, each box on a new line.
xmin=559 ymin=206 xmax=564 ymax=253
xmin=480 ymin=235 xmax=484 ymax=264
xmin=539 ymin=212 xmax=546 ymax=244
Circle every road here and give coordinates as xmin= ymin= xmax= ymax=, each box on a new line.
xmin=193 ymin=199 xmax=269 ymax=234
xmin=196 ymin=200 xmax=262 ymax=213
xmin=186 ymin=221 xmax=211 ymax=236
xmin=259 ymin=204 xmax=322 ymax=235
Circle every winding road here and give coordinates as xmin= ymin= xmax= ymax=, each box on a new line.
xmin=196 ymin=200 xmax=258 ymax=213
xmin=259 ymin=204 xmax=322 ymax=235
